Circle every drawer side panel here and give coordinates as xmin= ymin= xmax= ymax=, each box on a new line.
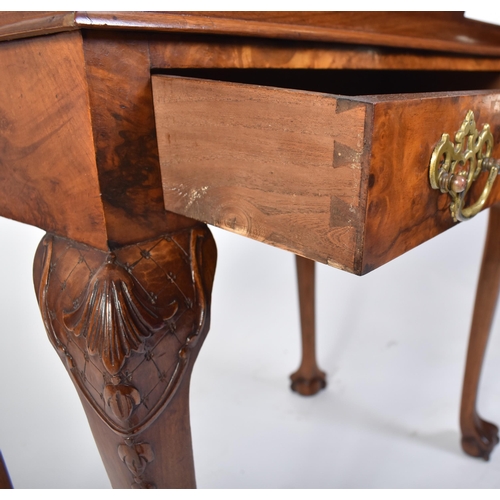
xmin=153 ymin=76 xmax=367 ymax=272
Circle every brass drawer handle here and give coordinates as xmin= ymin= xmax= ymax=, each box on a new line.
xmin=429 ymin=110 xmax=500 ymax=222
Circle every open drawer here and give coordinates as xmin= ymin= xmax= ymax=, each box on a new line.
xmin=152 ymin=72 xmax=500 ymax=275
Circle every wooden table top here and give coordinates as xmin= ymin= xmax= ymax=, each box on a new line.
xmin=2 ymin=11 xmax=500 ymax=56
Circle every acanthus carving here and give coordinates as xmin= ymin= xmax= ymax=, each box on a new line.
xmin=34 ymin=227 xmax=212 ymax=488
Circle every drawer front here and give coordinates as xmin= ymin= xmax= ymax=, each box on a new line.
xmin=363 ymin=93 xmax=500 ymax=273
xmin=152 ymin=75 xmax=500 ymax=274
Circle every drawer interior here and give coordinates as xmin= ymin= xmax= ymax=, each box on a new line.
xmin=153 ymin=68 xmax=500 ymax=96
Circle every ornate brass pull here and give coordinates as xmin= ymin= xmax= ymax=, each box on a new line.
xmin=429 ymin=110 xmax=500 ymax=222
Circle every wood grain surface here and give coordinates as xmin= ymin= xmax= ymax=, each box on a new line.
xmin=153 ymin=75 xmax=368 ymax=273
xmin=81 ymin=31 xmax=195 ymax=247
xmin=362 ymin=91 xmax=500 ymax=273
xmin=153 ymin=76 xmax=500 ymax=274
xmin=3 ymin=12 xmax=500 ymax=57
xmin=0 ymin=31 xmax=107 ymax=249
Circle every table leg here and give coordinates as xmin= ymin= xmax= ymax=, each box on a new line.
xmin=290 ymin=255 xmax=327 ymax=396
xmin=32 ymin=226 xmax=216 ymax=488
xmin=460 ymin=205 xmax=500 ymax=460
xmin=0 ymin=451 xmax=13 ymax=489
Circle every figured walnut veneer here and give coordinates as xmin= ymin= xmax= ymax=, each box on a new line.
xmin=0 ymin=31 xmax=107 ymax=249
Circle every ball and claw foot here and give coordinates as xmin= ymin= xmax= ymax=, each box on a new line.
xmin=290 ymin=368 xmax=327 ymax=396
xmin=461 ymin=417 xmax=499 ymax=461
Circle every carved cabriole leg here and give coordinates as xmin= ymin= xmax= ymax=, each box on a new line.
xmin=290 ymin=255 xmax=327 ymax=396
xmin=460 ymin=205 xmax=500 ymax=460
xmin=33 ymin=226 xmax=216 ymax=488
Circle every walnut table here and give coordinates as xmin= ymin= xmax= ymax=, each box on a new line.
xmin=2 ymin=11 xmax=500 ymax=488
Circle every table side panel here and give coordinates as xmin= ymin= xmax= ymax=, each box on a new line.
xmin=80 ymin=31 xmax=196 ymax=247
xmin=0 ymin=31 xmax=107 ymax=249
xmin=362 ymin=91 xmax=500 ymax=274
xmin=153 ymin=76 xmax=368 ymax=272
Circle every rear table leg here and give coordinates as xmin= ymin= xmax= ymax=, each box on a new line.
xmin=461 ymin=205 xmax=500 ymax=460
xmin=290 ymin=255 xmax=327 ymax=396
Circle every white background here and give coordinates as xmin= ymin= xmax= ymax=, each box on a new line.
xmin=2 ymin=210 xmax=500 ymax=488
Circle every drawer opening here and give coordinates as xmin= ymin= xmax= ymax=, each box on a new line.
xmin=152 ymin=71 xmax=500 ymax=275
xmin=152 ymin=68 xmax=500 ymax=96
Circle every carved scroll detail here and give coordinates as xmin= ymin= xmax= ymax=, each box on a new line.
xmin=35 ymin=227 xmax=212 ymax=488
